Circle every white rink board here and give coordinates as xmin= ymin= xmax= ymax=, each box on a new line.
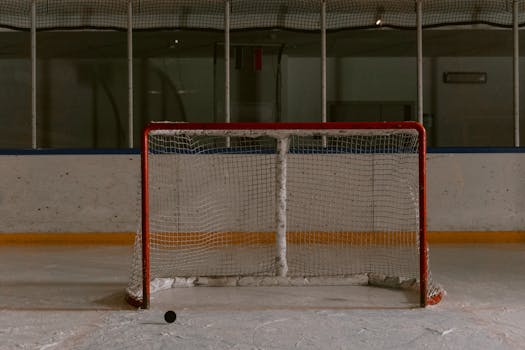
xmin=149 ymin=153 xmax=419 ymax=233
xmin=0 ymin=153 xmax=524 ymax=233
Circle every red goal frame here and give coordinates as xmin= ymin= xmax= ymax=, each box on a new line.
xmin=135 ymin=121 xmax=439 ymax=309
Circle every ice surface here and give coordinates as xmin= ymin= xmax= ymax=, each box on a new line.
xmin=1 ymin=244 xmax=524 ymax=349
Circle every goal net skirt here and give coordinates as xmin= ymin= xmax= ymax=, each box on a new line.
xmin=127 ymin=122 xmax=444 ymax=308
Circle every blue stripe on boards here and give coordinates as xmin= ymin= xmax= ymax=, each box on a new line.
xmin=149 ymin=147 xmax=418 ymax=155
xmin=3 ymin=147 xmax=524 ymax=156
xmin=0 ymin=148 xmax=140 ymax=155
xmin=428 ymin=147 xmax=525 ymax=154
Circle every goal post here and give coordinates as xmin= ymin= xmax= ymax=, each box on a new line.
xmin=127 ymin=121 xmax=444 ymax=309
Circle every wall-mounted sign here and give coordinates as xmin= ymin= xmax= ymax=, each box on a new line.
xmin=443 ymin=72 xmax=487 ymax=84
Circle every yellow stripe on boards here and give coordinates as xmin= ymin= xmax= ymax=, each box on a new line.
xmin=148 ymin=231 xmax=417 ymax=246
xmin=0 ymin=231 xmax=524 ymax=246
xmin=0 ymin=233 xmax=135 ymax=245
xmin=149 ymin=231 xmax=525 ymax=245
xmin=428 ymin=231 xmax=525 ymax=244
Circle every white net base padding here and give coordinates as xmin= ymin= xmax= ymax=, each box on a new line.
xmin=126 ymin=273 xmax=422 ymax=302
xmin=127 ymin=123 xmax=444 ymax=308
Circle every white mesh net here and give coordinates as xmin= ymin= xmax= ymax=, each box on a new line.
xmin=0 ymin=0 xmax=520 ymax=31
xmin=127 ymin=126 xmax=443 ymax=307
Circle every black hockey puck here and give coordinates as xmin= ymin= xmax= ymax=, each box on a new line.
xmin=164 ymin=310 xmax=177 ymax=323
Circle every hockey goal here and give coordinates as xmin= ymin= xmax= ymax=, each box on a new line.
xmin=127 ymin=122 xmax=443 ymax=308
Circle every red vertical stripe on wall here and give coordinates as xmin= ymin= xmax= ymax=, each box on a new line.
xmin=254 ymin=47 xmax=263 ymax=71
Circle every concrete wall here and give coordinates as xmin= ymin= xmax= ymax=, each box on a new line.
xmin=431 ymin=57 xmax=514 ymax=147
xmin=1 ymin=54 xmax=523 ymax=148
xmin=0 ymin=57 xmax=216 ymax=148
xmin=1 ymin=153 xmax=524 ymax=233
xmin=285 ymin=57 xmax=417 ymax=122
xmin=286 ymin=56 xmax=525 ymax=147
